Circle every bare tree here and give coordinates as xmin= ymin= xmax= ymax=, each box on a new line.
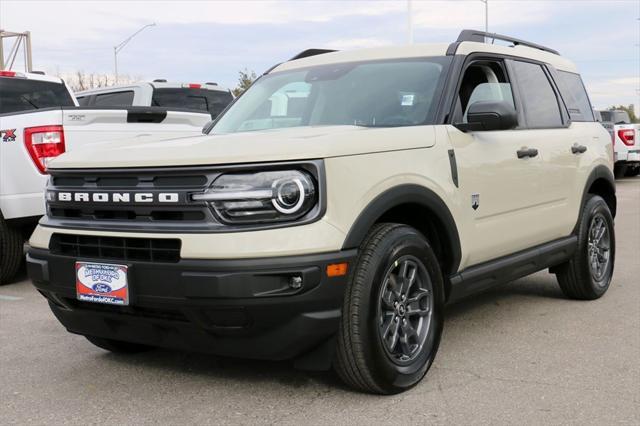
xmin=232 ymin=68 xmax=257 ymax=97
xmin=60 ymin=71 xmax=142 ymax=93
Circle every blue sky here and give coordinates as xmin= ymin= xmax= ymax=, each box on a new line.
xmin=1 ymin=0 xmax=639 ymax=112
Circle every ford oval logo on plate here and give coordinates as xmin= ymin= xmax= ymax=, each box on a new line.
xmin=76 ymin=262 xmax=129 ymax=305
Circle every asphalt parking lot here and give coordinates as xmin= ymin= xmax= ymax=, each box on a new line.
xmin=1 ymin=177 xmax=638 ymax=425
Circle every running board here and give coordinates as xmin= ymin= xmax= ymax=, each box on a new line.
xmin=448 ymin=236 xmax=577 ymax=302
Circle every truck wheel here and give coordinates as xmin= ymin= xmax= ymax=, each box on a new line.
xmin=85 ymin=336 xmax=152 ymax=354
xmin=614 ymin=163 xmax=627 ymax=179
xmin=624 ymin=166 xmax=639 ymax=177
xmin=0 ymin=215 xmax=24 ymax=285
xmin=555 ymin=195 xmax=615 ymax=300
xmin=335 ymin=223 xmax=444 ymax=394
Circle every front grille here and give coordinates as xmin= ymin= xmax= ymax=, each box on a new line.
xmin=46 ymin=168 xmax=218 ymax=230
xmin=50 ymin=234 xmax=181 ymax=263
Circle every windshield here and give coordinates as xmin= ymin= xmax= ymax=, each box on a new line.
xmin=0 ymin=77 xmax=75 ymax=114
xmin=152 ymin=88 xmax=233 ymax=118
xmin=212 ymin=57 xmax=451 ymax=134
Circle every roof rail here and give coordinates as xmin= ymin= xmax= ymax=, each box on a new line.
xmin=289 ymin=49 xmax=336 ymax=61
xmin=455 ymin=29 xmax=560 ymax=56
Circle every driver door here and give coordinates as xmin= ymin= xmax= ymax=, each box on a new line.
xmin=447 ymin=57 xmax=564 ymax=267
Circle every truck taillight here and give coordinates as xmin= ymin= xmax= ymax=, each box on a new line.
xmin=24 ymin=125 xmax=66 ymax=174
xmin=0 ymin=70 xmax=17 ymax=77
xmin=184 ymin=83 xmax=201 ymax=89
xmin=618 ymin=129 xmax=635 ymax=146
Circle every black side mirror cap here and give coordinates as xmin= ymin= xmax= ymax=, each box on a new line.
xmin=454 ymin=100 xmax=518 ymax=132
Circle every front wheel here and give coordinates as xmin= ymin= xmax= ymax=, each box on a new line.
xmin=334 ymin=223 xmax=444 ymax=394
xmin=555 ymin=195 xmax=615 ymax=300
xmin=0 ymin=215 xmax=24 ymax=285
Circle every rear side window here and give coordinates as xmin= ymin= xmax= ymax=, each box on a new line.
xmin=0 ymin=78 xmax=75 ymax=114
xmin=151 ymin=88 xmax=233 ymax=118
xmin=512 ymin=61 xmax=563 ymax=128
xmin=556 ymin=71 xmax=594 ymax=122
xmin=93 ymin=91 xmax=135 ymax=106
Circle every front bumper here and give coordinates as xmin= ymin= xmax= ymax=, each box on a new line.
xmin=27 ymin=247 xmax=356 ymax=362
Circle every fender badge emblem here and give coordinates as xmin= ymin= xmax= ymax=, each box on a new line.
xmin=471 ymin=193 xmax=480 ymax=211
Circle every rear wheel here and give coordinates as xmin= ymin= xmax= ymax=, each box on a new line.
xmin=85 ymin=336 xmax=152 ymax=354
xmin=334 ymin=223 xmax=444 ymax=394
xmin=614 ymin=163 xmax=627 ymax=179
xmin=624 ymin=165 xmax=639 ymax=177
xmin=555 ymin=195 xmax=615 ymax=300
xmin=0 ymin=215 xmax=24 ymax=285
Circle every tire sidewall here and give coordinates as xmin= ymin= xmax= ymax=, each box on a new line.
xmin=576 ymin=196 xmax=616 ymax=297
xmin=356 ymin=227 xmax=444 ymax=392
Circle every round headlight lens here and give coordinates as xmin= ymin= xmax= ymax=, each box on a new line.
xmin=272 ymin=178 xmax=305 ymax=214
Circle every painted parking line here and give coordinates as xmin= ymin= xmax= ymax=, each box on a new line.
xmin=0 ymin=295 xmax=23 ymax=301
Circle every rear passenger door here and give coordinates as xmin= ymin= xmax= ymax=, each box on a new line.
xmin=508 ymin=59 xmax=579 ymax=238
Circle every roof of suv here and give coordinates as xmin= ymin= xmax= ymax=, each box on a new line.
xmin=274 ymin=30 xmax=578 ymax=74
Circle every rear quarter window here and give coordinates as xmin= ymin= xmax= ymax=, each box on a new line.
xmin=556 ymin=71 xmax=594 ymax=122
xmin=0 ymin=78 xmax=75 ymax=114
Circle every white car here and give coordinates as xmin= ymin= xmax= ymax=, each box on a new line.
xmin=0 ymin=71 xmax=212 ymax=283
xmin=598 ymin=110 xmax=639 ymax=177
xmin=76 ymin=81 xmax=234 ymax=119
xmin=28 ymin=30 xmax=616 ymax=394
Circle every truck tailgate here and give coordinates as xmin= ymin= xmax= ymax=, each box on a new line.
xmin=61 ymin=108 xmax=210 ymax=151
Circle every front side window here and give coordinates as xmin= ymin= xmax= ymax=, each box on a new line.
xmin=454 ymin=61 xmax=515 ymax=124
xmin=93 ymin=91 xmax=135 ymax=107
xmin=556 ymin=71 xmax=594 ymax=122
xmin=212 ymin=57 xmax=451 ymax=134
xmin=512 ymin=61 xmax=563 ymax=128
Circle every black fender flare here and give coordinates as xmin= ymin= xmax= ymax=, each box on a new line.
xmin=579 ymin=165 xmax=616 ymax=217
xmin=341 ymin=184 xmax=462 ymax=274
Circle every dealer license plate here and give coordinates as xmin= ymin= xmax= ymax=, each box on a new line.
xmin=76 ymin=262 xmax=129 ymax=306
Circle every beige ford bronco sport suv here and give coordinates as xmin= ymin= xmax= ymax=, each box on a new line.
xmin=27 ymin=30 xmax=616 ymax=394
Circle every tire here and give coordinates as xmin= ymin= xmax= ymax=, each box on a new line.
xmin=624 ymin=166 xmax=639 ymax=177
xmin=555 ymin=195 xmax=615 ymax=300
xmin=614 ymin=163 xmax=627 ymax=179
xmin=0 ymin=215 xmax=24 ymax=285
xmin=85 ymin=336 xmax=152 ymax=354
xmin=334 ymin=223 xmax=444 ymax=394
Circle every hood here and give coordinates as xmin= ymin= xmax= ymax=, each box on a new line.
xmin=48 ymin=125 xmax=435 ymax=169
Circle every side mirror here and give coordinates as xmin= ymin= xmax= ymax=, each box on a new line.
xmin=454 ymin=100 xmax=517 ymax=132
xmin=202 ymin=120 xmax=215 ymax=134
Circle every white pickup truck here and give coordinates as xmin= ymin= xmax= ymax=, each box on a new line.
xmin=599 ymin=109 xmax=640 ymax=178
xmin=0 ymin=71 xmax=214 ymax=283
xmin=76 ymin=80 xmax=234 ymax=119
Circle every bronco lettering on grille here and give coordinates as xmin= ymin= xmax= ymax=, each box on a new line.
xmin=52 ymin=192 xmax=180 ymax=203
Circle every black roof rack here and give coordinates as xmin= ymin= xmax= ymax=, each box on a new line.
xmin=455 ymin=29 xmax=560 ymax=56
xmin=289 ymin=49 xmax=336 ymax=61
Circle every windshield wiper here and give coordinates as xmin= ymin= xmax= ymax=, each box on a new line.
xmin=21 ymin=95 xmax=40 ymax=109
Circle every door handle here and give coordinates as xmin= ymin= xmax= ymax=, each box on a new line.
xmin=517 ymin=147 xmax=539 ymax=159
xmin=571 ymin=144 xmax=587 ymax=154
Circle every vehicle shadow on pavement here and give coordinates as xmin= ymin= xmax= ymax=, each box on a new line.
xmin=97 ymin=273 xmax=568 ymax=393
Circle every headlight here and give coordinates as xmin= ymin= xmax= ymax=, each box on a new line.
xmin=192 ymin=170 xmax=317 ymax=224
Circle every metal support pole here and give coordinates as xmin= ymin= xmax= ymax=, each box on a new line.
xmin=25 ymin=31 xmax=32 ymax=72
xmin=114 ymin=46 xmax=118 ymax=84
xmin=407 ymin=0 xmax=414 ymax=45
